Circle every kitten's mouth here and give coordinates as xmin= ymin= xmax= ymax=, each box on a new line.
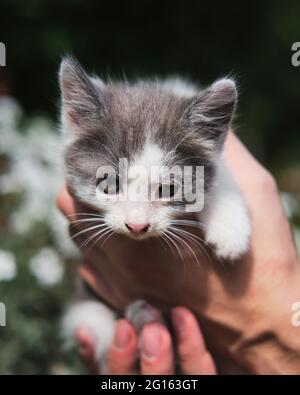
xmin=126 ymin=232 xmax=153 ymax=240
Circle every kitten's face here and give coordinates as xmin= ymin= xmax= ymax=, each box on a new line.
xmin=60 ymin=57 xmax=236 ymax=239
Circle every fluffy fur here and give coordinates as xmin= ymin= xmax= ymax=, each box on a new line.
xmin=59 ymin=57 xmax=251 ymax=368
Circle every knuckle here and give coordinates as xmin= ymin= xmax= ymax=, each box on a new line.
xmin=55 ymin=192 xmax=64 ymax=210
xmin=178 ymin=344 xmax=195 ymax=364
xmin=258 ymin=170 xmax=277 ymax=192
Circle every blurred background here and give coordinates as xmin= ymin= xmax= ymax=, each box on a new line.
xmin=0 ymin=0 xmax=299 ymax=374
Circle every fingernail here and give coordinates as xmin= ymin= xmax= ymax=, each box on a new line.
xmin=141 ymin=325 xmax=161 ymax=360
xmin=172 ymin=309 xmax=185 ymax=337
xmin=114 ymin=320 xmax=131 ymax=349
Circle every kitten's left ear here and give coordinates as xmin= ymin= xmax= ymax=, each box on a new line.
xmin=183 ymin=78 xmax=237 ymax=150
xmin=59 ymin=56 xmax=105 ymax=133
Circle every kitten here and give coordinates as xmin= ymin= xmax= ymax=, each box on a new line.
xmin=59 ymin=57 xmax=250 ymax=370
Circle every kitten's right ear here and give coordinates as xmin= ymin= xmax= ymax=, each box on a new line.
xmin=59 ymin=56 xmax=105 ymax=133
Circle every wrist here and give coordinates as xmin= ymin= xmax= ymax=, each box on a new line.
xmin=237 ymin=262 xmax=300 ymax=374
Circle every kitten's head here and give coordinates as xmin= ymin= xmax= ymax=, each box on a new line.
xmin=59 ymin=57 xmax=237 ymax=239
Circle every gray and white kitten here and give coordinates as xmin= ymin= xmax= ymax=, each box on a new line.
xmin=59 ymin=57 xmax=250 ymax=369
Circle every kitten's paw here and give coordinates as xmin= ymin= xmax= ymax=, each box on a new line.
xmin=62 ymin=301 xmax=116 ymax=362
xmin=206 ymin=219 xmax=250 ymax=260
xmin=125 ymin=299 xmax=164 ymax=334
xmin=208 ymin=232 xmax=248 ymax=260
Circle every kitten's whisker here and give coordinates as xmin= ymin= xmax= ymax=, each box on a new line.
xmin=169 ymin=225 xmax=208 ymax=251
xmin=162 ymin=230 xmax=185 ymax=262
xmin=56 ymin=222 xmax=106 ymax=255
xmin=177 ymin=227 xmax=215 ymax=254
xmin=80 ymin=226 xmax=111 ymax=249
xmin=164 ymin=229 xmax=188 ymax=273
xmin=160 ymin=231 xmax=177 ymax=255
xmin=69 ymin=218 xmax=105 ymax=225
xmin=67 ymin=213 xmax=105 ymax=218
xmin=176 ymin=232 xmax=203 ymax=266
xmin=158 ymin=232 xmax=172 ymax=252
xmin=167 ymin=228 xmax=199 ymax=266
xmin=170 ymin=229 xmax=201 ymax=266
xmin=80 ymin=223 xmax=115 ymax=251
xmin=90 ymin=227 xmax=115 ymax=249
xmin=101 ymin=228 xmax=117 ymax=246
xmin=169 ymin=225 xmax=214 ymax=266
xmin=69 ymin=223 xmax=108 ymax=242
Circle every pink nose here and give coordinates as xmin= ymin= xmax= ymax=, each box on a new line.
xmin=125 ymin=223 xmax=150 ymax=234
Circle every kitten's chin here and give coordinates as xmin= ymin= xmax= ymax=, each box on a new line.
xmin=124 ymin=230 xmax=159 ymax=240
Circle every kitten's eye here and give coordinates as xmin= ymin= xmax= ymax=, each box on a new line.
xmin=96 ymin=174 xmax=120 ymax=195
xmin=158 ymin=183 xmax=177 ymax=199
xmin=114 ymin=175 xmax=120 ymax=194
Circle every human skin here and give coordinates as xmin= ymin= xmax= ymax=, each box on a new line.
xmin=57 ymin=132 xmax=300 ymax=374
xmin=76 ymin=307 xmax=216 ymax=374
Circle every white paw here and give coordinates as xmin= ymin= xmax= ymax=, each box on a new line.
xmin=62 ymin=301 xmax=116 ymax=361
xmin=203 ymin=162 xmax=251 ymax=261
xmin=205 ymin=215 xmax=250 ymax=260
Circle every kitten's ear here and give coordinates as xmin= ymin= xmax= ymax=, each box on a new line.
xmin=59 ymin=56 xmax=105 ymax=133
xmin=183 ymin=78 xmax=237 ymax=150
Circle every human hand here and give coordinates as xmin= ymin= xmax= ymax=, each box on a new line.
xmin=76 ymin=307 xmax=216 ymax=375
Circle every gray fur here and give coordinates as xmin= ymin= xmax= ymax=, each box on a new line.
xmin=59 ymin=59 xmax=251 ymax=371
xmin=59 ymin=56 xmax=237 ymax=210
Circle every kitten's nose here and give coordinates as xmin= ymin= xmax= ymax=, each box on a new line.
xmin=125 ymin=222 xmax=150 ymax=234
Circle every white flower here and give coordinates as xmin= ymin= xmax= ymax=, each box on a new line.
xmin=0 ymin=97 xmax=22 ymax=130
xmin=0 ymin=249 xmax=17 ymax=281
xmin=29 ymin=247 xmax=64 ymax=286
xmin=0 ymin=99 xmax=75 ymax=257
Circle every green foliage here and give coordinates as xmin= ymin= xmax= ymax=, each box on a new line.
xmin=0 ymin=0 xmax=300 ymax=167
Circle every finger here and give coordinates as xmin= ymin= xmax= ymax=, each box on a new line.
xmin=172 ymin=307 xmax=216 ymax=375
xmin=56 ymin=185 xmax=76 ymax=217
xmin=225 ymin=132 xmax=295 ymax=262
xmin=224 ymin=131 xmax=264 ymax=189
xmin=224 ymin=132 xmax=278 ymax=215
xmin=76 ymin=327 xmax=99 ymax=374
xmin=140 ymin=323 xmax=174 ymax=375
xmin=107 ymin=319 xmax=138 ymax=374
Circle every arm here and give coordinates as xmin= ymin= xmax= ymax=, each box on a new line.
xmin=216 ymin=132 xmax=300 ymax=373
